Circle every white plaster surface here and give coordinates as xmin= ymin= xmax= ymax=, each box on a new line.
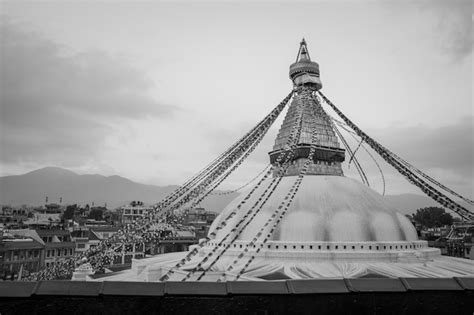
xmin=209 ymin=176 xmax=418 ymax=242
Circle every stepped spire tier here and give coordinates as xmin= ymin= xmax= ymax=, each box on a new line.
xmin=269 ymin=87 xmax=345 ymax=176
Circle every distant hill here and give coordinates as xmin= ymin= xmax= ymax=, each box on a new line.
xmin=0 ymin=167 xmax=441 ymax=215
xmin=0 ymin=167 xmax=238 ymax=211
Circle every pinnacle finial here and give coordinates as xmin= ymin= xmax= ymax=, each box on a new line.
xmin=289 ymin=38 xmax=322 ymax=90
xmin=296 ymin=38 xmax=311 ymax=62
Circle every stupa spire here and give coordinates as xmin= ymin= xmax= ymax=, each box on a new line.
xmin=269 ymin=40 xmax=345 ymax=177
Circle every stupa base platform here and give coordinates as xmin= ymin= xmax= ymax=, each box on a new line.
xmin=94 ymin=244 xmax=474 ymax=282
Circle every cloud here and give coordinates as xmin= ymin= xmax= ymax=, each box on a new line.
xmin=374 ymin=116 xmax=472 ymax=176
xmin=416 ymin=0 xmax=473 ymax=61
xmin=0 ymin=20 xmax=175 ymax=167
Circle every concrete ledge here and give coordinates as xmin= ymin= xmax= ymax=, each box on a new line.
xmin=35 ymin=281 xmax=102 ymax=296
xmin=0 ymin=282 xmax=37 ymax=297
xmin=165 ymin=281 xmax=227 ymax=295
xmin=0 ymin=278 xmax=471 ymax=297
xmin=0 ymin=279 xmax=472 ymax=314
xmin=227 ymin=280 xmax=290 ymax=294
xmin=345 ymin=278 xmax=406 ymax=292
xmin=287 ymin=279 xmax=349 ymax=294
xmin=455 ymin=277 xmax=474 ymax=290
xmin=101 ymin=281 xmax=165 ymax=296
xmin=401 ymin=278 xmax=464 ymax=291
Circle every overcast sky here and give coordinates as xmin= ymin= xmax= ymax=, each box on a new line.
xmin=0 ymin=0 xmax=472 ymax=198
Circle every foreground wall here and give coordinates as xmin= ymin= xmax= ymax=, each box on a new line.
xmin=0 ymin=278 xmax=472 ymax=314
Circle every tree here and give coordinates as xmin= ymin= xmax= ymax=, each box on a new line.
xmin=88 ymin=208 xmax=104 ymax=221
xmin=411 ymin=207 xmax=453 ymax=228
xmin=62 ymin=204 xmax=77 ymax=221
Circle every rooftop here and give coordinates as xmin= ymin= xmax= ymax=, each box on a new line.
xmin=1 ymin=239 xmax=44 ymax=250
xmin=36 ymin=229 xmax=71 ymax=237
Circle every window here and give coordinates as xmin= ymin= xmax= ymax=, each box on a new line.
xmin=77 ymin=243 xmax=86 ymax=249
xmin=56 ymin=249 xmax=61 ymax=256
xmin=69 ymin=249 xmax=73 ymax=255
xmin=46 ymin=250 xmax=51 ymax=258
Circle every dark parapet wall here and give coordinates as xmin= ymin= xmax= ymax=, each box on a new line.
xmin=0 ymin=278 xmax=472 ymax=314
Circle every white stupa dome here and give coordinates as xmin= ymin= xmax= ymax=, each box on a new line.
xmin=209 ymin=175 xmax=418 ymax=243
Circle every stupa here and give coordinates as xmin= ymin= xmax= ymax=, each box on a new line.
xmin=98 ymin=40 xmax=474 ymax=282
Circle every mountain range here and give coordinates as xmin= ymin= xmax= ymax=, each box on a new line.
xmin=0 ymin=167 xmax=439 ymax=215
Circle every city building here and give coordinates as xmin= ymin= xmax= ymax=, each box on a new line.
xmin=120 ymin=201 xmax=152 ymax=224
xmin=23 ymin=212 xmax=62 ymax=228
xmin=36 ymin=229 xmax=75 ymax=267
xmin=70 ymin=229 xmax=101 ymax=254
xmin=182 ymin=208 xmax=217 ymax=239
xmin=0 ymin=206 xmax=31 ymax=229
xmin=145 ymin=225 xmax=197 ymax=255
xmin=0 ymin=230 xmax=45 ymax=279
xmin=90 ymin=226 xmax=120 ymax=240
xmin=40 ymin=203 xmax=64 ymax=214
xmin=445 ymin=222 xmax=474 ymax=260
